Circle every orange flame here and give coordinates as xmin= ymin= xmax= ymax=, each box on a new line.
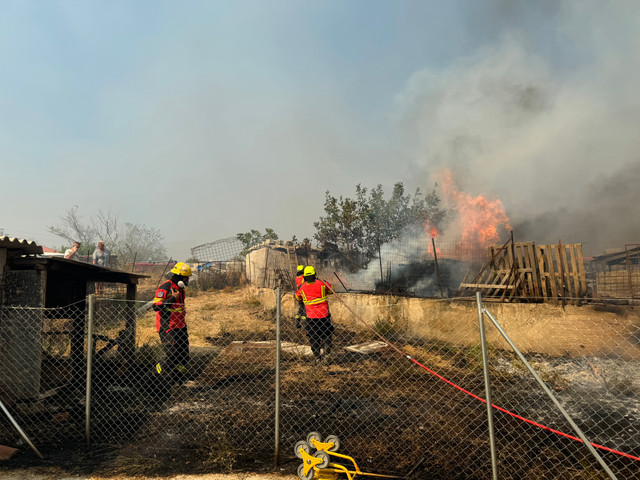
xmin=423 ymin=222 xmax=441 ymax=256
xmin=427 ymin=168 xmax=511 ymax=260
xmin=424 ymin=223 xmax=439 ymax=239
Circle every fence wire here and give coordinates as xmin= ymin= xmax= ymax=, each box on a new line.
xmin=0 ymin=290 xmax=639 ymax=478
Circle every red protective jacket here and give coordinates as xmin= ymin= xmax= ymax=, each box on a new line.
xmin=296 ymin=279 xmax=333 ymax=318
xmin=153 ymin=279 xmax=187 ymax=332
xmin=295 ymin=275 xmax=304 ymax=289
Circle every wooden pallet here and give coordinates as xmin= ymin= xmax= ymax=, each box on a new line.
xmin=456 ymin=237 xmax=521 ymax=301
xmin=536 ymin=242 xmax=587 ymax=305
xmin=489 ymin=241 xmax=542 ymax=299
xmin=456 ymin=238 xmax=585 ymax=304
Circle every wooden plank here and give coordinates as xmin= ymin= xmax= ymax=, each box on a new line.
xmin=529 ymin=243 xmax=541 ymax=297
xmin=498 ymin=268 xmax=511 ymax=301
xmin=575 ymin=243 xmax=587 ymax=296
xmin=459 ymin=283 xmax=516 ymax=289
xmin=482 ymin=270 xmax=500 ymax=297
xmin=524 ymin=243 xmax=536 ymax=296
xmin=537 ymin=245 xmax=548 ymax=301
xmin=500 ymin=265 xmax=516 ymax=299
xmin=558 ymin=242 xmax=573 ymax=303
xmin=491 ymin=269 xmax=511 ymax=297
xmin=568 ymin=244 xmax=579 ymax=302
xmin=518 ymin=244 xmax=535 ymax=296
xmin=506 ymin=269 xmax=521 ymax=301
xmin=514 ymin=244 xmax=524 ymax=295
xmin=552 ymin=244 xmax=563 ymax=302
xmin=547 ymin=246 xmax=559 ymax=302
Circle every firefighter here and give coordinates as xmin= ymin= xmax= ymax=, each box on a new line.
xmin=295 ymin=266 xmax=334 ymax=363
xmin=153 ymin=262 xmax=192 ymax=377
xmin=294 ymin=265 xmax=306 ymax=329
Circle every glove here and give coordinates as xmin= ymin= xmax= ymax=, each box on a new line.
xmin=294 ymin=315 xmax=301 ymax=329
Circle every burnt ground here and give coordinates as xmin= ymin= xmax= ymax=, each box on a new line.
xmin=1 ymin=289 xmax=639 ymax=479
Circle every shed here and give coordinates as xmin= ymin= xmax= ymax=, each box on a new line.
xmin=245 ymin=240 xmax=323 ymax=289
xmin=0 ymin=236 xmax=148 ymax=399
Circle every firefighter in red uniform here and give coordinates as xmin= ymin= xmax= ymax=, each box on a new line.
xmin=153 ymin=262 xmax=192 ymax=376
xmin=295 ymin=266 xmax=334 ymax=363
xmin=294 ymin=265 xmax=306 ymax=329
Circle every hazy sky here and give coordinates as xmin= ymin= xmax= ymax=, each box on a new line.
xmin=1 ymin=0 xmax=639 ymax=259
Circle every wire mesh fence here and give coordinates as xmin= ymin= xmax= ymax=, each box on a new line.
xmin=0 ymin=302 xmax=86 ymax=447
xmin=0 ymin=288 xmax=639 ymax=478
xmin=190 ymin=237 xmax=245 ymax=263
xmin=309 ymin=234 xmax=487 ymax=298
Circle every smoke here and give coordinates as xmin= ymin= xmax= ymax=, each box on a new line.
xmin=395 ymin=1 xmax=640 ymax=255
xmin=332 ymin=225 xmax=468 ymax=296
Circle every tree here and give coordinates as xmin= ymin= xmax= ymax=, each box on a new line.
xmin=314 ymin=182 xmax=446 ymax=265
xmin=313 ymin=194 xmax=364 ymax=262
xmin=117 ymin=223 xmax=167 ymax=264
xmin=48 ymin=206 xmax=167 ymax=264
xmin=47 ymin=205 xmax=96 ymax=256
xmin=237 ymin=228 xmax=279 ymax=256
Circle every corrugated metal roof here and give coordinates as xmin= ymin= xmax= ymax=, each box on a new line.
xmin=0 ymin=236 xmax=44 ymax=255
xmin=592 ymin=245 xmax=640 ymax=265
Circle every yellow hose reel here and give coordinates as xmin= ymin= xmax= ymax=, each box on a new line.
xmin=294 ymin=432 xmax=401 ymax=480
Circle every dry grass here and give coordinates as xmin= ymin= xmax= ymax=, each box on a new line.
xmin=136 ymin=286 xmax=272 ymax=349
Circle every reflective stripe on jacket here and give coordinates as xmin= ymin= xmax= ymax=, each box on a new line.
xmin=153 ymin=279 xmax=186 ymax=332
xmin=295 ymin=279 xmax=332 ymax=318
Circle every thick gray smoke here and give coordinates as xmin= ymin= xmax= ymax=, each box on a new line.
xmin=332 ymin=225 xmax=469 ymax=297
xmin=395 ymin=1 xmax=640 ymax=255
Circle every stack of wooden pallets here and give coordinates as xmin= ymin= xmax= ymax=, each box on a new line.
xmin=456 ymin=238 xmax=587 ymax=304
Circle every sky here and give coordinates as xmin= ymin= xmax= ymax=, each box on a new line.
xmin=1 ymin=0 xmax=639 ymax=259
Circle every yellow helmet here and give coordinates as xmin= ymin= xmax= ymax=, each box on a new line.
xmin=170 ymin=262 xmax=192 ymax=277
xmin=296 ymin=265 xmax=305 ymax=273
xmin=303 ymin=266 xmax=316 ymax=276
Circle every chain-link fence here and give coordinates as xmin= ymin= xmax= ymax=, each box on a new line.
xmin=0 ymin=302 xmax=87 ymax=449
xmin=307 ymin=234 xmax=487 ymax=298
xmin=191 ymin=237 xmax=245 ymax=263
xmin=0 ymin=289 xmax=639 ymax=478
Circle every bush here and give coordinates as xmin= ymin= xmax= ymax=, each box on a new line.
xmin=195 ymin=269 xmax=244 ymax=291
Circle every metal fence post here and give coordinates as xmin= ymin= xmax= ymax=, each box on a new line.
xmin=274 ymin=286 xmax=281 ymax=468
xmin=85 ymin=294 xmax=95 ymax=447
xmin=477 ymin=292 xmax=498 ymax=480
xmin=0 ymin=398 xmax=43 ymax=459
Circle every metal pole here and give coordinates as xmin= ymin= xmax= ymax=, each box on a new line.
xmin=333 ymin=272 xmax=349 ymax=292
xmin=482 ymin=308 xmax=618 ymax=480
xmin=0 ymin=398 xmax=43 ymax=459
xmin=274 ymin=286 xmax=282 ymax=468
xmin=85 ymin=294 xmax=95 ymax=447
xmin=432 ymin=237 xmax=444 ymax=297
xmin=476 ymin=293 xmax=498 ymax=480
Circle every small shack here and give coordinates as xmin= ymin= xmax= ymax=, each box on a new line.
xmin=245 ymin=240 xmax=323 ymax=289
xmin=0 ymin=236 xmax=148 ymax=400
xmin=591 ymin=245 xmax=640 ymax=299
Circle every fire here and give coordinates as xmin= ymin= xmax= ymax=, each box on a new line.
xmin=425 ymin=223 xmax=439 ymax=239
xmin=423 ymin=222 xmax=441 ymax=257
xmin=425 ymin=168 xmax=511 ymax=260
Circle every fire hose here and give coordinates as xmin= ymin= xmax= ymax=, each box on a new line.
xmin=324 ymin=282 xmax=640 ymax=464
